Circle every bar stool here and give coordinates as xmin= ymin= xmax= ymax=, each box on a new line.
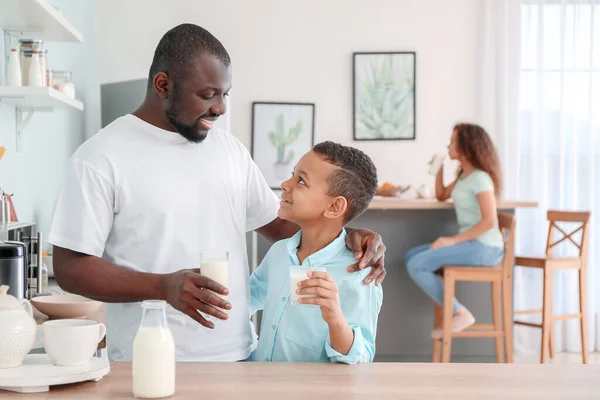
xmin=432 ymin=214 xmax=516 ymax=363
xmin=513 ymin=210 xmax=591 ymax=364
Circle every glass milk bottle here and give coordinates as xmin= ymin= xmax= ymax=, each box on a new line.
xmin=132 ymin=300 xmax=175 ymax=398
xmin=28 ymin=51 xmax=44 ymax=87
xmin=6 ymin=48 xmax=22 ymax=86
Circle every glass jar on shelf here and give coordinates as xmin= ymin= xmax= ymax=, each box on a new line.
xmin=6 ymin=48 xmax=22 ymax=86
xmin=49 ymin=70 xmax=75 ymax=99
xmin=40 ymin=49 xmax=48 ymax=86
xmin=19 ymin=40 xmax=44 ymax=86
xmin=28 ymin=51 xmax=44 ymax=87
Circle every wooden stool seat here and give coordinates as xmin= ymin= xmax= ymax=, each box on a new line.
xmin=440 ymin=266 xmax=504 ymax=280
xmin=515 ymin=255 xmax=582 ymax=269
xmin=432 ymin=214 xmax=516 ymax=363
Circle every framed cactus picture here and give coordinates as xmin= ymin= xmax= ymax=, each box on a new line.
xmin=251 ymin=102 xmax=315 ymax=189
xmin=353 ymin=52 xmax=416 ymax=140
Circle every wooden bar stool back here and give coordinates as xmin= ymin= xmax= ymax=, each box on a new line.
xmin=513 ymin=210 xmax=591 ymax=364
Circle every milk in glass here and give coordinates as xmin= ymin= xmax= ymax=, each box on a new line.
xmin=199 ymin=251 xmax=229 ymax=320
xmin=199 ymin=251 xmax=229 ymax=301
xmin=290 ymin=266 xmax=326 ymax=305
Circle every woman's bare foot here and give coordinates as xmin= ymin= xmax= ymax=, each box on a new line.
xmin=431 ymin=307 xmax=475 ymax=339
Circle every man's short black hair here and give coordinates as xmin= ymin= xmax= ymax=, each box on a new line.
xmin=312 ymin=141 xmax=378 ymax=223
xmin=148 ymin=23 xmax=231 ymax=87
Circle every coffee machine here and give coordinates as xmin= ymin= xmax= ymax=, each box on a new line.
xmin=0 ymin=222 xmax=43 ymax=300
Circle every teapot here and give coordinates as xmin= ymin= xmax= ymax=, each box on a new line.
xmin=0 ymin=285 xmax=37 ymax=368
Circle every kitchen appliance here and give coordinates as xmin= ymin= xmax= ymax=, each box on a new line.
xmin=0 ymin=222 xmax=44 ymax=300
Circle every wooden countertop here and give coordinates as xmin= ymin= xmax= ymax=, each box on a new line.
xmin=5 ymin=362 xmax=598 ymax=399
xmin=368 ymin=197 xmax=538 ymax=210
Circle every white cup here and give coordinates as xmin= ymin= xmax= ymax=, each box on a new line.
xmin=199 ymin=251 xmax=229 ymax=300
xmin=290 ymin=266 xmax=326 ymax=305
xmin=199 ymin=251 xmax=229 ymax=321
xmin=428 ymin=153 xmax=446 ymax=176
xmin=42 ymin=319 xmax=106 ymax=366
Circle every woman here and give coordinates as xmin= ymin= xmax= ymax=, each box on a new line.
xmin=406 ymin=123 xmax=505 ymax=339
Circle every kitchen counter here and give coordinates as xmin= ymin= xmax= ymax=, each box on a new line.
xmin=368 ymin=197 xmax=538 ymax=210
xmin=3 ymin=362 xmax=598 ymax=399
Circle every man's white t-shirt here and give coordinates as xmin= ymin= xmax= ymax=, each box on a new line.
xmin=48 ymin=114 xmax=280 ymax=361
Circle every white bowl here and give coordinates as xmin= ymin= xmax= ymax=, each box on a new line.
xmin=31 ymin=295 xmax=101 ymax=319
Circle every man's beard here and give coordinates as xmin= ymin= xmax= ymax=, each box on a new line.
xmin=165 ymin=96 xmax=208 ymax=144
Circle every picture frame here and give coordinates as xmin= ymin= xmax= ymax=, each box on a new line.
xmin=251 ymin=102 xmax=316 ymax=189
xmin=353 ymin=52 xmax=416 ymax=141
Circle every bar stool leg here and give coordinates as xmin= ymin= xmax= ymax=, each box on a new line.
xmin=579 ymin=267 xmax=589 ymax=364
xmin=432 ymin=303 xmax=443 ymax=363
xmin=503 ymin=273 xmax=514 ymax=363
xmin=549 ymin=326 xmax=555 ymax=359
xmin=540 ymin=267 xmax=553 ymax=364
xmin=441 ymin=273 xmax=455 ymax=363
xmin=492 ymin=281 xmax=504 ymax=363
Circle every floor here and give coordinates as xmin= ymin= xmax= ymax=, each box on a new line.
xmin=515 ymin=352 xmax=600 ymax=364
xmin=375 ymin=352 xmax=600 ymax=363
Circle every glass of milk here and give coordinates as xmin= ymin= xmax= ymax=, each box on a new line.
xmin=428 ymin=152 xmax=446 ymax=176
xmin=132 ymin=300 xmax=175 ymax=399
xmin=199 ymin=251 xmax=229 ymax=319
xmin=290 ymin=266 xmax=326 ymax=305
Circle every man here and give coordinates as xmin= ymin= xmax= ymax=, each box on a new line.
xmin=49 ymin=24 xmax=386 ymax=362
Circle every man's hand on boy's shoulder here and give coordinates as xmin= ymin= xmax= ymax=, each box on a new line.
xmin=345 ymin=228 xmax=386 ymax=286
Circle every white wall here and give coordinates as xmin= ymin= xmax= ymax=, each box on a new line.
xmin=0 ymin=0 xmax=99 ymax=250
xmin=93 ymin=0 xmax=480 ymax=187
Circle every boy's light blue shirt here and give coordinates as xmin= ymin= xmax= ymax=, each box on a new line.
xmin=250 ymin=229 xmax=383 ymax=364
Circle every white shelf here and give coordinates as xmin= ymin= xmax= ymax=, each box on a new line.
xmin=0 ymin=86 xmax=83 ymax=111
xmin=0 ymin=0 xmax=83 ymax=42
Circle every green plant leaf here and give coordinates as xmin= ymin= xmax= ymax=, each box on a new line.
xmin=275 ymin=113 xmax=284 ymax=137
xmin=268 ymin=131 xmax=278 ymax=146
xmin=283 ymin=149 xmax=294 ymax=164
xmin=285 ymin=121 xmax=302 ymax=144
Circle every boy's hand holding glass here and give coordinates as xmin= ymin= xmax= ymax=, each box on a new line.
xmin=297 ymin=271 xmax=345 ymax=325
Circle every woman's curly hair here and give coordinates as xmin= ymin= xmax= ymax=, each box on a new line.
xmin=454 ymin=123 xmax=502 ymax=197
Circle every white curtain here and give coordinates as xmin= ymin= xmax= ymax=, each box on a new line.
xmin=478 ymin=0 xmax=600 ymax=356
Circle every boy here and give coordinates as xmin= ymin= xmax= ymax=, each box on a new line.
xmin=250 ymin=141 xmax=383 ymax=364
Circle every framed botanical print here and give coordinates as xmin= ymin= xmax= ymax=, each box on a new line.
xmin=353 ymin=52 xmax=416 ymax=140
xmin=251 ymin=102 xmax=315 ymax=189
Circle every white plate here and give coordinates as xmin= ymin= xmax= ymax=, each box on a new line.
xmin=0 ymin=354 xmax=109 ymax=393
